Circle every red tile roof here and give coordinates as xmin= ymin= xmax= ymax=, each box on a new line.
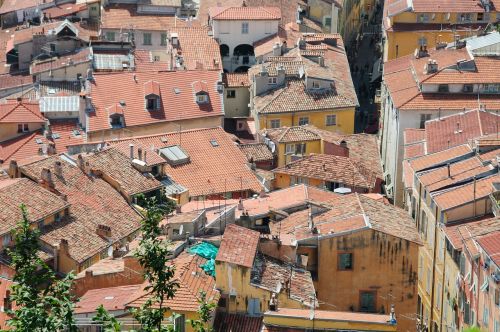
xmin=30 ymin=47 xmax=92 ymax=75
xmin=42 ymin=2 xmax=88 ymax=18
xmin=476 ymin=230 xmax=500 ymax=267
xmin=273 ymin=153 xmax=381 ymax=190
xmin=443 ymin=215 xmax=497 ymax=250
xmin=216 ymin=224 xmax=260 ymax=268
xmin=239 ymin=143 xmax=273 ymax=162
xmin=108 ymin=139 xmax=166 ymax=166
xmin=411 ymin=0 xmax=486 ymax=13
xmin=0 ymin=100 xmax=45 ymax=124
xmin=214 ymin=312 xmax=263 ymax=332
xmin=133 ymin=50 xmax=170 ymax=72
xmin=100 ymin=5 xmax=186 ymax=30
xmin=209 ymin=6 xmax=281 ymax=20
xmin=405 ymin=143 xmax=425 ymax=159
xmin=404 ymin=128 xmax=425 ymax=145
xmin=87 ymin=71 xmax=223 ymax=133
xmin=223 ymin=73 xmax=251 ymax=87
xmin=0 ymin=177 xmax=69 ymax=235
xmin=409 ymin=144 xmax=472 ymax=172
xmin=0 ymin=0 xmax=41 ymax=14
xmin=143 ymin=80 xmax=161 ymax=97
xmin=75 ymin=284 xmax=141 ymax=314
xmin=0 ymin=73 xmax=32 ymax=91
xmin=20 ymin=155 xmax=142 ymax=263
xmin=106 ymin=127 xmax=263 ymax=197
xmin=433 ymin=174 xmax=499 ymax=211
xmin=425 ymin=110 xmax=500 ymax=154
xmin=127 ymin=252 xmax=219 ymax=311
xmin=265 ymin=308 xmax=394 ymax=324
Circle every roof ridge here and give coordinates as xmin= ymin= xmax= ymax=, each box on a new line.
xmin=107 ymin=126 xmax=223 ymax=143
xmin=477 ymin=109 xmax=484 ymax=136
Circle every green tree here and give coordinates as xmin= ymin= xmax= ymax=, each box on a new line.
xmin=6 ymin=204 xmax=77 ymax=331
xmin=131 ymin=198 xmax=179 ymax=332
xmin=189 ymin=291 xmax=216 ymax=332
xmin=92 ymin=305 xmax=122 ymax=332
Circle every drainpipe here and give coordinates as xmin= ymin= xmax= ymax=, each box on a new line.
xmin=429 ymin=209 xmax=439 ymax=330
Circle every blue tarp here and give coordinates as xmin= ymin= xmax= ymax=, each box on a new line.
xmin=187 ymin=242 xmax=218 ymax=277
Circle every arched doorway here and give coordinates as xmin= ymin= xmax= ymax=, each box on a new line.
xmin=220 ymin=44 xmax=229 ymax=57
xmin=233 ymin=44 xmax=254 ymax=56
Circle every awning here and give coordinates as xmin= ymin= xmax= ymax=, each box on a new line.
xmin=5 ymin=38 xmax=15 ymax=54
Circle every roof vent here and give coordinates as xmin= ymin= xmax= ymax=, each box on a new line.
xmin=210 ymin=139 xmax=219 ymax=147
xmin=159 ymin=145 xmax=190 ymax=166
xmin=119 ymin=100 xmax=126 ymax=107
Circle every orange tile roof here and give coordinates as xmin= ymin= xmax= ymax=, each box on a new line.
xmin=214 ymin=312 xmax=263 ymax=332
xmin=418 ymin=156 xmax=494 ymax=192
xmin=271 ymin=193 xmax=421 ymax=243
xmin=433 ymin=174 xmax=499 ymax=211
xmin=169 ymin=27 xmax=222 ymax=71
xmin=108 ymin=139 xmax=166 ymax=166
xmin=411 ymin=0 xmax=487 ymax=13
xmin=106 ymin=127 xmax=263 ymax=197
xmin=133 ymin=50 xmax=170 ymax=72
xmin=273 ymin=153 xmax=381 ymax=190
xmin=20 ymin=155 xmax=142 ymax=263
xmin=223 ymin=73 xmax=251 ymax=87
xmin=0 ymin=177 xmax=69 ymax=235
xmin=216 ymin=224 xmax=259 ymax=268
xmin=265 ymin=308 xmax=394 ymax=325
xmin=425 ymin=110 xmax=500 ymax=154
xmin=0 ymin=0 xmax=41 ymax=14
xmin=400 ymin=94 xmax=500 ymax=111
xmin=30 ymin=47 xmax=92 ymax=75
xmin=409 ymin=144 xmax=473 ymax=172
xmin=239 ymin=143 xmax=273 ymax=162
xmin=87 ymin=71 xmax=223 ymax=133
xmin=404 ymin=128 xmax=425 ymax=145
xmin=424 ymin=57 xmax=500 ymax=84
xmin=254 ymin=79 xmax=356 ymax=114
xmin=0 ymin=73 xmax=32 ymax=91
xmin=84 ymin=147 xmax=163 ymax=197
xmin=75 ymin=284 xmax=142 ymax=314
xmin=476 ymin=230 xmax=500 ymax=267
xmin=42 ymin=2 xmax=88 ymax=18
xmin=10 ymin=21 xmax=94 ymax=46
xmin=0 ymin=100 xmax=45 ymax=123
xmin=127 ymin=252 xmax=219 ymax=311
xmin=100 ymin=5 xmax=186 ymax=30
xmin=263 ymin=126 xmax=321 ymax=143
xmin=443 ymin=215 xmax=497 ymax=250
xmin=208 ymin=6 xmax=281 ymax=20
xmin=405 ymin=143 xmax=425 ymax=159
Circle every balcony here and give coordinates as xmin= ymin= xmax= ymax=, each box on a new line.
xmin=489 ymin=182 xmax=500 ymax=217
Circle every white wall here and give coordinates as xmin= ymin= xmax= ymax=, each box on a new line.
xmin=212 ymin=19 xmax=279 ymax=54
xmin=101 ymin=28 xmax=167 ymax=50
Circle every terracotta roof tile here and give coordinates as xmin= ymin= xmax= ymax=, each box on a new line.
xmin=0 ymin=73 xmax=32 ymax=91
xmin=10 ymin=21 xmax=94 ymax=46
xmin=476 ymin=230 xmax=500 ymax=267
xmin=87 ymin=71 xmax=223 ymax=133
xmin=273 ymin=154 xmax=381 ymax=190
xmin=0 ymin=0 xmax=43 ymax=14
xmin=0 ymin=100 xmax=45 ymax=123
xmin=84 ymin=147 xmax=163 ymax=197
xmin=100 ymin=5 xmax=186 ymax=30
xmin=133 ymin=50 xmax=170 ymax=72
xmin=433 ymin=174 xmax=499 ymax=211
xmin=404 ymin=128 xmax=426 ymax=145
xmin=263 ymin=126 xmax=321 ymax=143
xmin=76 ymin=284 xmax=142 ymax=314
xmin=405 ymin=142 xmax=425 ymax=159
xmin=209 ymin=6 xmax=281 ymax=20
xmin=106 ymin=127 xmax=263 ymax=197
xmin=411 ymin=0 xmax=487 ymax=13
xmin=127 ymin=252 xmax=219 ymax=311
xmin=0 ymin=178 xmax=69 ymax=235
xmin=216 ymin=224 xmax=259 ymax=268
xmin=265 ymin=308 xmax=394 ymax=324
xmin=251 ymin=253 xmax=316 ymax=306
xmin=401 ymin=94 xmax=500 ymax=111
xmin=425 ymin=110 xmax=500 ymax=154
xmin=223 ymin=73 xmax=251 ymax=87
xmin=239 ymin=143 xmax=273 ymax=162
xmin=409 ymin=144 xmax=473 ymax=172
xmin=214 ymin=312 xmax=263 ymax=332
xmin=254 ymin=79 xmax=356 ymax=114
xmin=42 ymin=2 xmax=88 ymax=18
xmin=108 ymin=139 xmax=166 ymax=166
xmin=20 ymin=155 xmax=142 ymax=263
xmin=30 ymin=47 xmax=92 ymax=75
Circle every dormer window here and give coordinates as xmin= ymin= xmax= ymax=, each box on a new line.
xmin=108 ymin=104 xmax=125 ymax=128
xmin=268 ymin=77 xmax=277 ymax=85
xmin=193 ymin=80 xmax=209 ymax=104
xmin=144 ymin=80 xmax=161 ymax=111
xmin=312 ymin=81 xmax=320 ymax=89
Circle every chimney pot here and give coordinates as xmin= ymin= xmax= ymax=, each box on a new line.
xmin=138 ymin=147 xmax=143 ymax=161
xmin=54 ymin=160 xmax=63 ymax=177
xmin=8 ymin=160 xmax=19 ymax=178
xmin=41 ymin=167 xmax=55 ymax=189
xmin=129 ymin=144 xmax=134 ymax=160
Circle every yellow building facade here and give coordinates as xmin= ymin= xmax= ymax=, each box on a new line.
xmin=383 ymin=8 xmax=499 ymax=61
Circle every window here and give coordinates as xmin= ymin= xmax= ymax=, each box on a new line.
xmin=295 ymin=143 xmax=306 ymax=155
xmin=270 ymin=119 xmax=280 ymax=128
xmin=298 ymin=117 xmax=309 ymax=126
xmin=359 ymin=291 xmax=376 ymax=312
xmin=226 ymin=90 xmax=236 ymax=98
xmin=105 ymin=31 xmax=115 ymax=41
xmin=2 ymin=234 xmax=11 ymax=247
xmin=153 ymin=55 xmax=160 ymax=61
xmin=143 ymin=33 xmax=152 ymax=45
xmin=438 ymin=84 xmax=449 ymax=93
xmin=420 ymin=210 xmax=428 ymax=240
xmin=241 ymin=22 xmax=249 ymax=34
xmin=419 ymin=114 xmax=431 ymax=129
xmin=483 ymin=307 xmax=489 ymax=327
xmin=196 ymin=94 xmax=208 ymax=103
xmin=312 ymin=81 xmax=320 ymax=89
xmin=160 ymin=33 xmax=167 ymax=46
xmin=17 ymin=124 xmax=27 ymax=133
xmin=4 ymin=290 xmax=11 ymax=311
xmin=459 ymin=13 xmax=473 ymax=22
xmin=326 ymin=114 xmax=337 ymax=126
xmin=54 ymin=212 xmax=61 ymax=222
xmin=338 ymin=253 xmax=353 ymax=270
xmin=324 ymin=16 xmax=332 ymax=27
xmin=419 ymin=255 xmax=423 ymax=279
xmin=436 ymin=282 xmax=441 ymax=309
xmin=37 ymin=219 xmax=44 ymax=230
xmin=247 ymin=298 xmax=260 ymax=316
xmin=268 ymin=77 xmax=277 ymax=85
xmin=91 ymin=6 xmax=97 ymax=10
xmin=418 ymin=13 xmax=429 ymax=22
xmin=484 ymin=83 xmax=500 ymax=93
xmin=477 ymin=12 xmax=487 ymax=21
xmin=110 ymin=115 xmax=123 ymax=127
xmin=146 ymin=97 xmax=160 ymax=110
xmin=286 ymin=143 xmax=295 ymax=155
xmin=495 ymin=288 xmax=500 ymax=306
xmin=463 ymin=84 xmax=473 ymax=92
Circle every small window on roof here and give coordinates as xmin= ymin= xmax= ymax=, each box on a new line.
xmin=52 ymin=133 xmax=60 ymax=139
xmin=210 ymin=139 xmax=219 ymax=147
xmin=196 ymin=94 xmax=208 ymax=103
xmin=159 ymin=145 xmax=190 ymax=166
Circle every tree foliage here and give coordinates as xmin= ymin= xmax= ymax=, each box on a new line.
xmin=92 ymin=304 xmax=122 ymax=332
xmin=189 ymin=291 xmax=216 ymax=332
xmin=131 ymin=197 xmax=179 ymax=332
xmin=5 ymin=204 xmax=77 ymax=332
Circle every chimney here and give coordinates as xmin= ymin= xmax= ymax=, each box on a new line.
xmin=138 ymin=147 xmax=143 ymax=161
xmin=47 ymin=142 xmax=56 ymax=155
xmin=8 ymin=160 xmax=19 ymax=178
xmin=59 ymin=239 xmax=69 ymax=254
xmin=129 ymin=144 xmax=134 ymax=160
xmin=272 ymin=42 xmax=281 ymax=56
xmin=426 ymin=59 xmax=438 ymax=74
xmin=237 ymin=198 xmax=244 ymax=211
xmin=318 ymin=56 xmax=325 ymax=67
xmin=269 ymin=292 xmax=278 ymax=311
xmin=143 ymin=150 xmax=147 ymax=164
xmin=96 ymin=224 xmax=112 ymax=239
xmin=54 ymin=160 xmax=63 ymax=178
xmin=40 ymin=168 xmax=55 ymax=190
xmin=77 ymin=155 xmax=86 ymax=172
xmin=308 ymin=206 xmax=314 ymax=230
xmin=339 ymin=140 xmax=349 ymax=157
